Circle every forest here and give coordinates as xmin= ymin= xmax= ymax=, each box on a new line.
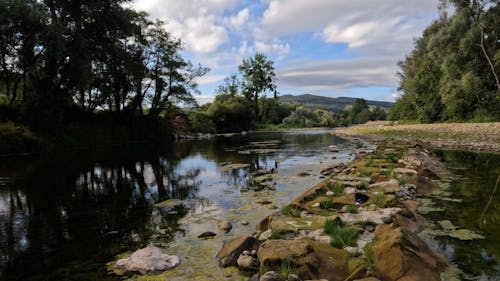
xmin=390 ymin=0 xmax=500 ymax=122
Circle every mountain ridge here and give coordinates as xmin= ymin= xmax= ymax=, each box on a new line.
xmin=279 ymin=94 xmax=393 ymax=112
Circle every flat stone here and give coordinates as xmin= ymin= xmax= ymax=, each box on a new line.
xmin=198 ymin=232 xmax=216 ymax=239
xmin=115 ymin=246 xmax=180 ymax=274
xmin=217 ymin=220 xmax=233 ymax=232
xmin=260 ymin=271 xmax=281 ymax=281
xmin=216 ymin=236 xmax=257 ymax=267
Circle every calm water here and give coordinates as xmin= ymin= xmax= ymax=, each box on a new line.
xmin=424 ymin=151 xmax=500 ymax=281
xmin=0 ymin=131 xmax=499 ymax=281
xmin=0 ymin=130 xmax=356 ymax=281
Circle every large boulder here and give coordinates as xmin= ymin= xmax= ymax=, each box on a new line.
xmin=371 ymin=224 xmax=447 ymax=281
xmin=216 ymin=235 xmax=257 ymax=267
xmin=257 ymin=239 xmax=350 ymax=281
xmin=114 ymin=246 xmax=180 ymax=275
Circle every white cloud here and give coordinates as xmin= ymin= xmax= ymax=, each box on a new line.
xmin=277 ymin=57 xmax=398 ymax=91
xmin=132 ymin=0 xmax=235 ymax=53
xmin=229 ymin=8 xmax=250 ymax=29
xmin=254 ymin=39 xmax=290 ymax=57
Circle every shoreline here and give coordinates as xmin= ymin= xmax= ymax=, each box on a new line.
xmin=214 ymin=140 xmax=466 ymax=281
xmin=332 ymin=121 xmax=500 ymax=154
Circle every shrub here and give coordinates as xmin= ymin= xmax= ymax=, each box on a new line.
xmin=0 ymin=122 xmax=46 ymax=154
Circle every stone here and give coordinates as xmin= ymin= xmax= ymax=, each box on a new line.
xmin=256 ymin=199 xmax=273 ymax=205
xmin=368 ymin=179 xmax=400 ymax=193
xmin=267 ymin=204 xmax=279 ymax=210
xmin=297 ymin=172 xmax=311 ymax=177
xmin=216 ymin=236 xmax=257 ymax=267
xmin=371 ymin=224 xmax=447 ymax=281
xmin=357 ymin=231 xmax=375 ymax=249
xmin=154 ymin=199 xmax=184 ymax=208
xmin=114 ymin=246 xmax=180 ymax=274
xmin=287 ymin=273 xmax=303 ymax=281
xmin=242 ymin=220 xmax=250 ymax=226
xmin=258 ymin=229 xmax=273 ymax=240
xmin=338 ymin=207 xmax=401 ymax=226
xmin=217 ymin=220 xmax=233 ymax=232
xmin=237 ymin=252 xmax=258 ymax=270
xmin=260 ymin=271 xmax=281 ymax=281
xmin=198 ymin=231 xmax=216 ymax=238
xmin=325 ymin=191 xmax=334 ymax=196
xmin=448 ymin=229 xmax=485 ymax=240
xmin=353 ymin=278 xmax=382 ymax=281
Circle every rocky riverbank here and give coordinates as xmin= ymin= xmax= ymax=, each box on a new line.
xmin=214 ymin=144 xmax=462 ymax=281
xmin=333 ymin=121 xmax=500 ymax=153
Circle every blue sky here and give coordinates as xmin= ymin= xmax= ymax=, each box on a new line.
xmin=131 ymin=0 xmax=441 ymax=104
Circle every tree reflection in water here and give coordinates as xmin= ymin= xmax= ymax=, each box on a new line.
xmin=0 ymin=144 xmax=203 ymax=280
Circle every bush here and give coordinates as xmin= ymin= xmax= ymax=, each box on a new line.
xmin=184 ymin=110 xmax=216 ymax=134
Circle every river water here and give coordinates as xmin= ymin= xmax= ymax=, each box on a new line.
xmin=0 ymin=130 xmax=498 ymax=280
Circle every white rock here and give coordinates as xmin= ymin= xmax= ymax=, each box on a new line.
xmin=115 ymin=246 xmax=180 ymax=274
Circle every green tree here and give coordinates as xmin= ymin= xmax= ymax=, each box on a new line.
xmin=238 ymin=53 xmax=277 ymax=117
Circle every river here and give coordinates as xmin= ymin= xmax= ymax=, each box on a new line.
xmin=0 ymin=130 xmax=498 ymax=280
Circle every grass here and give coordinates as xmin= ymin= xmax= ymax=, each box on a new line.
xmin=319 ymin=201 xmax=336 ymax=210
xmin=363 ymin=242 xmax=375 ymax=270
xmin=364 ymin=158 xmax=374 ymax=167
xmin=345 ymin=205 xmax=358 ymax=214
xmin=373 ymin=192 xmax=385 ymax=207
xmin=279 ymin=260 xmax=297 ymax=280
xmin=324 ymin=219 xmax=358 ymax=249
xmin=331 ymin=182 xmax=345 ymax=197
xmin=282 ymin=205 xmax=301 ymax=218
xmin=269 ymin=229 xmax=295 ymax=240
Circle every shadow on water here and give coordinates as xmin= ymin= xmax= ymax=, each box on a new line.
xmin=0 ymin=130 xmax=353 ymax=280
xmin=427 ymin=150 xmax=500 ymax=280
xmin=0 ymin=143 xmax=201 ymax=281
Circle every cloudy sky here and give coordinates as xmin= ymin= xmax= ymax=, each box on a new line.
xmin=131 ymin=0 xmax=441 ymax=104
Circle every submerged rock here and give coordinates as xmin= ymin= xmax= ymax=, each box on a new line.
xmin=237 ymin=251 xmax=258 ymax=270
xmin=198 ymin=231 xmax=216 ymax=239
xmin=217 ymin=220 xmax=233 ymax=232
xmin=114 ymin=246 xmax=180 ymax=275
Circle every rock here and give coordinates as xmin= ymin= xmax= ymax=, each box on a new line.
xmin=344 ymin=246 xmax=361 ymax=256
xmin=335 ymin=175 xmax=371 ymax=183
xmin=256 ymin=216 xmax=272 ymax=232
xmin=242 ymin=220 xmax=250 ymax=226
xmin=154 ymin=199 xmax=184 ymax=208
xmin=371 ymin=224 xmax=447 ymax=281
xmin=416 ymin=175 xmax=439 ymax=194
xmin=344 ymin=187 xmax=357 ymax=194
xmin=115 ymin=246 xmax=180 ymax=274
xmin=198 ymin=231 xmax=216 ymax=238
xmin=258 ymin=240 xmax=319 ymax=280
xmin=217 ymin=220 xmax=233 ymax=232
xmin=237 ymin=252 xmax=258 ymax=270
xmin=260 ymin=271 xmax=281 ymax=281
xmin=353 ymin=278 xmax=382 ymax=281
xmin=256 ymin=199 xmax=273 ymax=205
xmin=258 ymin=229 xmax=273 ymax=240
xmin=448 ymin=229 xmax=485 ymax=240
xmin=250 ymin=273 xmax=259 ymax=281
xmin=251 ymin=249 xmax=257 ymax=256
xmin=216 ymin=236 xmax=257 ymax=267
xmin=325 ymin=191 xmax=334 ymax=196
xmin=338 ymin=207 xmax=401 ymax=225
xmin=357 ymin=231 xmax=375 ymax=249
xmin=368 ymin=179 xmax=400 ymax=193
xmin=297 ymin=172 xmax=311 ymax=177
xmin=287 ymin=273 xmax=302 ymax=281
xmin=328 ymin=145 xmax=339 ymax=152
xmin=381 ymin=216 xmax=392 ymax=224
xmin=267 ymin=204 xmax=279 ymax=209
xmin=395 ymin=168 xmax=418 ymax=175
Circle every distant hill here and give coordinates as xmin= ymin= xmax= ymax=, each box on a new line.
xmin=279 ymin=94 xmax=393 ymax=112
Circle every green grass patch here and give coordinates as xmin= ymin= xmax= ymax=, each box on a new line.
xmin=363 ymin=242 xmax=375 ymax=270
xmin=279 ymin=260 xmax=297 ymax=280
xmin=282 ymin=205 xmax=301 ymax=218
xmin=324 ymin=219 xmax=358 ymax=249
xmin=319 ymin=201 xmax=337 ymax=210
xmin=345 ymin=204 xmax=358 ymax=214
xmin=373 ymin=192 xmax=385 ymax=207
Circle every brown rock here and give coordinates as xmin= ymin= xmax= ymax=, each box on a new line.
xmin=353 ymin=278 xmax=381 ymax=281
xmin=216 ymin=236 xmax=257 ymax=267
xmin=416 ymin=175 xmax=438 ymax=194
xmin=371 ymin=224 xmax=447 ymax=281
xmin=217 ymin=220 xmax=233 ymax=232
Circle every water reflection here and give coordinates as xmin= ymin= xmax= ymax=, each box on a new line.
xmin=0 ymin=144 xmax=203 ymax=281
xmin=0 ymin=130 xmax=352 ymax=280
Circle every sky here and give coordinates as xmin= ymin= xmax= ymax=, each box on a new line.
xmin=131 ymin=0 xmax=441 ymax=104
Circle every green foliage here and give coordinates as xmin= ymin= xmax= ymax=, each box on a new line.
xmin=393 ymin=2 xmax=500 ymax=122
xmin=324 ymin=219 xmax=358 ymax=248
xmin=332 ymin=183 xmax=346 ymax=197
xmin=279 ymin=260 xmax=297 ymax=280
xmin=282 ymin=106 xmax=339 ymax=128
xmin=364 ymin=242 xmax=374 ymax=270
xmin=282 ymin=205 xmax=301 ymax=217
xmin=206 ymin=94 xmax=255 ymax=132
xmin=183 ymin=110 xmax=216 ymax=134
xmin=238 ymin=53 xmax=277 ymax=116
xmin=319 ymin=201 xmax=336 ymax=209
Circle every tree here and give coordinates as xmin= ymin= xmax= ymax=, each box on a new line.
xmin=238 ymin=53 xmax=277 ymax=116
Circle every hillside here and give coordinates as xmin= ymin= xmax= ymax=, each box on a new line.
xmin=279 ymin=94 xmax=393 ymax=112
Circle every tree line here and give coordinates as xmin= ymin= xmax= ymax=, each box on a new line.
xmin=391 ymin=0 xmax=500 ymax=122
xmin=0 ymin=0 xmax=207 ymax=130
